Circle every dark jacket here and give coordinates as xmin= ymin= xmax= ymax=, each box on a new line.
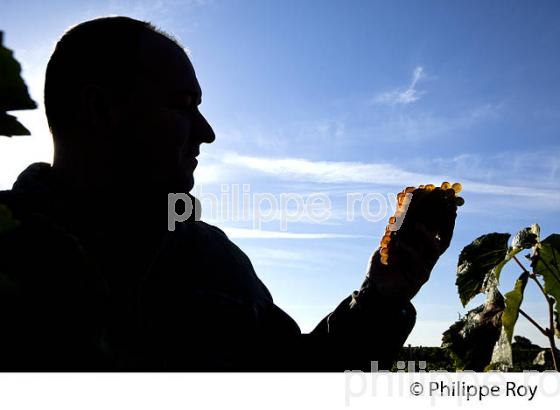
xmin=0 ymin=162 xmax=416 ymax=371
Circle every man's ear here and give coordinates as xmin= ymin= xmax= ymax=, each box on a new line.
xmin=79 ymin=84 xmax=119 ymax=133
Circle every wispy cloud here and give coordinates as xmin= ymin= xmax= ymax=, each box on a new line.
xmin=429 ymin=150 xmax=560 ymax=188
xmin=367 ymin=102 xmax=503 ymax=143
xmin=374 ymin=66 xmax=427 ymax=106
xmin=219 ymin=152 xmax=560 ymax=202
xmin=221 ymin=227 xmax=365 ymax=239
xmin=244 ymin=247 xmax=306 ymax=261
xmin=221 ymin=153 xmax=439 ymax=185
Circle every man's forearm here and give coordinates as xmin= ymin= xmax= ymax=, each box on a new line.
xmin=307 ymin=287 xmax=417 ymax=371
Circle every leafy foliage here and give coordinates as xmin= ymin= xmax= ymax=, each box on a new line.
xmin=0 ymin=31 xmax=37 ymax=137
xmin=442 ymin=294 xmax=504 ymax=371
xmin=532 ymin=234 xmax=560 ymax=337
xmin=511 ymin=225 xmax=539 ymax=250
xmin=456 ymin=233 xmax=510 ymax=307
xmin=555 ymin=310 xmax=560 ymax=338
xmin=487 ymin=271 xmax=530 ymax=371
xmin=444 ymin=224 xmax=560 ymax=371
xmin=502 ymin=272 xmax=529 ymax=344
xmin=397 ymin=340 xmax=556 ymax=372
xmin=513 ymin=335 xmax=538 ymax=349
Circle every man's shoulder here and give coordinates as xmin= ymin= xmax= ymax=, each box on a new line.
xmin=172 ymin=220 xmax=257 ymax=277
xmin=184 ymin=220 xmax=230 ymax=241
xmin=163 ymin=220 xmax=273 ymax=303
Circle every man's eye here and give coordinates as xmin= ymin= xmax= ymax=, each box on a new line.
xmin=170 ymin=95 xmax=196 ymax=113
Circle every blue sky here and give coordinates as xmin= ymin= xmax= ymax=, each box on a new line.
xmin=1 ymin=0 xmax=559 ymax=346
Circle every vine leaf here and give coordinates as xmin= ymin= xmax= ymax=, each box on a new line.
xmin=532 ymin=233 xmax=560 ymax=338
xmin=512 ymin=225 xmax=540 ymax=251
xmin=442 ymin=293 xmax=505 ymax=371
xmin=502 ymin=272 xmax=529 ymax=344
xmin=456 ymin=233 xmax=510 ymax=307
xmin=487 ymin=326 xmax=513 ymax=371
xmin=488 ymin=228 xmax=543 ymax=370
xmin=0 ymin=31 xmax=37 ymax=137
xmin=491 ymin=225 xmax=540 ymax=285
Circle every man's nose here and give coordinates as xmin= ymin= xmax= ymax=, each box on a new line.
xmin=193 ymin=109 xmax=215 ymax=144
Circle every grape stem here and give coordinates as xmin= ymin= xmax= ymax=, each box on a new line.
xmin=518 ymin=308 xmax=547 ymax=336
xmin=512 ymin=255 xmax=559 ymax=371
xmin=538 ymin=256 xmax=560 ymax=288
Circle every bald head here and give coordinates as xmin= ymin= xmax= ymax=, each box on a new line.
xmin=46 ymin=16 xmax=215 ymax=193
xmin=44 ymin=16 xmax=185 ymax=139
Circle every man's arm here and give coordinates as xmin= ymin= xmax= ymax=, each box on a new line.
xmin=289 ymin=196 xmax=456 ymax=372
xmin=170 ymin=202 xmax=454 ymax=371
xmin=308 ymin=285 xmax=416 ymax=371
xmin=243 ymin=281 xmax=414 ymax=372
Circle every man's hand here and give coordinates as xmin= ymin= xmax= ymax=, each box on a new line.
xmin=364 ymin=187 xmax=458 ymax=303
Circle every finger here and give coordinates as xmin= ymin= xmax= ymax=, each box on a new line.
xmin=438 ymin=200 xmax=457 ymax=251
xmin=423 ymin=188 xmax=457 ymax=252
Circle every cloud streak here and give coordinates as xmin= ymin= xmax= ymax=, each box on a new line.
xmin=219 ymin=152 xmax=560 ymax=202
xmin=374 ymin=66 xmax=426 ymax=106
xmin=222 ymin=227 xmax=366 ymax=239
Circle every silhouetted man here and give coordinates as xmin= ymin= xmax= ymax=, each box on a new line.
xmin=0 ymin=17 xmax=456 ymax=371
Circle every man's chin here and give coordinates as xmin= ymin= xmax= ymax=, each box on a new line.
xmin=168 ymin=175 xmax=194 ymax=194
xmin=139 ymin=175 xmax=193 ymax=195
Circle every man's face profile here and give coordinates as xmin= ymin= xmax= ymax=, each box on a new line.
xmin=113 ymin=31 xmax=215 ymax=193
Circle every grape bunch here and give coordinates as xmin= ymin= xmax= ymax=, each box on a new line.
xmin=379 ymin=182 xmax=463 ymax=265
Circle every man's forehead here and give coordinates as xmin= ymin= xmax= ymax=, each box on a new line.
xmin=137 ymin=30 xmax=201 ymax=95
